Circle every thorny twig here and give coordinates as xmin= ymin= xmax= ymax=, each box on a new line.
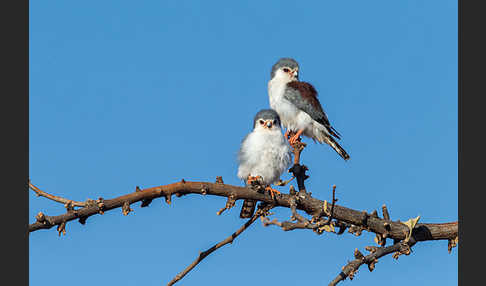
xmin=321 ymin=185 xmax=338 ymax=225
xmin=374 ymin=204 xmax=393 ymax=246
xmin=216 ymin=195 xmax=236 ymax=215
xmin=262 ymin=185 xmax=343 ymax=235
xmin=29 ymin=181 xmax=86 ymax=208
xmin=328 ymin=240 xmax=417 ymax=286
xmin=274 ymin=176 xmax=295 ymax=186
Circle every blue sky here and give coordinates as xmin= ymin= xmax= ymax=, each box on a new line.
xmin=30 ymin=1 xmax=457 ymax=285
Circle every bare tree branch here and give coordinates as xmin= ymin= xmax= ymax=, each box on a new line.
xmin=29 ymin=142 xmax=458 ymax=285
xmin=29 ymin=179 xmax=458 ymax=243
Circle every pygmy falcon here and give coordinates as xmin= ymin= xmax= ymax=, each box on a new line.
xmin=237 ymin=109 xmax=292 ymax=218
xmin=268 ymin=58 xmax=350 ymax=161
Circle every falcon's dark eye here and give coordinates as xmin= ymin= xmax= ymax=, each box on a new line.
xmin=283 ymin=68 xmax=290 ymax=73
xmin=259 ymin=120 xmax=265 ymax=125
xmin=273 ymin=120 xmax=277 ymax=125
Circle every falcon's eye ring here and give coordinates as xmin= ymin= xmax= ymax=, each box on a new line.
xmin=283 ymin=68 xmax=290 ymax=73
xmin=259 ymin=120 xmax=265 ymax=125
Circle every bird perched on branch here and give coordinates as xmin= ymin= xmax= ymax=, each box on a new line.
xmin=237 ymin=109 xmax=292 ymax=218
xmin=268 ymin=58 xmax=350 ymax=161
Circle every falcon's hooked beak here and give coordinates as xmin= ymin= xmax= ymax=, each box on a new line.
xmin=265 ymin=120 xmax=273 ymax=129
xmin=292 ymin=69 xmax=298 ymax=79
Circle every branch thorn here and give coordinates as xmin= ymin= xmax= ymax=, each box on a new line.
xmin=215 ymin=176 xmax=224 ymax=184
xmin=57 ymin=221 xmax=66 ymax=237
xmin=36 ymin=212 xmax=46 ymax=223
xmin=122 ymin=201 xmax=133 ymax=216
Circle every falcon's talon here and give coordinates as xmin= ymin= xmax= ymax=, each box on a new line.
xmin=288 ymin=129 xmax=304 ymax=145
xmin=246 ymin=175 xmax=263 ymax=186
xmin=284 ymin=130 xmax=290 ymax=140
xmin=265 ymin=186 xmax=281 ymax=200
xmin=289 ymin=137 xmax=298 ymax=145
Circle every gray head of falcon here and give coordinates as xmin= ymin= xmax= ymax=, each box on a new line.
xmin=268 ymin=57 xmax=350 ymax=161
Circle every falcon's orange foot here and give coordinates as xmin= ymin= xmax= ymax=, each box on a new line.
xmin=246 ymin=175 xmax=262 ymax=186
xmin=288 ymin=129 xmax=304 ymax=145
xmin=265 ymin=186 xmax=281 ymax=200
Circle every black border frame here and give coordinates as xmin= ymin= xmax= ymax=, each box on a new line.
xmin=3 ymin=0 xmax=29 ymax=285
xmin=14 ymin=1 xmax=483 ymax=285
xmin=458 ymin=0 xmax=484 ymax=285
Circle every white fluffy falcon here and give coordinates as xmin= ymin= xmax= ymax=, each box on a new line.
xmin=237 ymin=109 xmax=292 ymax=218
xmin=268 ymin=58 xmax=350 ymax=161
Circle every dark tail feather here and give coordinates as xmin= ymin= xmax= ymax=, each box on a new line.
xmin=240 ymin=199 xmax=256 ymax=218
xmin=326 ymin=135 xmax=350 ymax=161
xmin=329 ymin=125 xmax=342 ymax=139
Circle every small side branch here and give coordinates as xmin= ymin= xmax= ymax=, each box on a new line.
xmin=167 ymin=210 xmax=264 ymax=286
xmin=29 ymin=181 xmax=86 ymax=207
xmin=262 ymin=185 xmax=339 ymax=235
xmin=216 ymin=195 xmax=236 ymax=215
xmin=322 ymin=185 xmax=338 ymax=225
xmin=328 ymin=240 xmax=417 ymax=286
xmin=374 ymin=204 xmax=392 ymax=246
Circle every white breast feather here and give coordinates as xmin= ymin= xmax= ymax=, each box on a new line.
xmin=237 ymin=129 xmax=292 ymax=185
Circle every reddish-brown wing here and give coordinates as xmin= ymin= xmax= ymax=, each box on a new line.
xmin=287 ymin=81 xmax=324 ymax=116
xmin=285 ymin=81 xmax=342 ymax=139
